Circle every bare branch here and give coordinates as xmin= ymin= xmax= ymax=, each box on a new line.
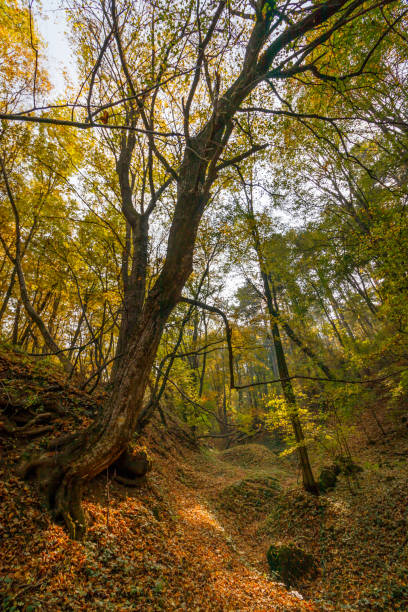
xmin=0 ymin=113 xmax=181 ymax=137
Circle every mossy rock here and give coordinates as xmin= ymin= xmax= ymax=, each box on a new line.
xmin=318 ymin=465 xmax=339 ymax=492
xmin=266 ymin=543 xmax=318 ymax=587
xmin=218 ymin=476 xmax=280 ymax=513
xmin=318 ymin=456 xmax=363 ymax=493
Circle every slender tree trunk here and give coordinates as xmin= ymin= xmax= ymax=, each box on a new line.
xmin=242 ymin=183 xmax=318 ymax=493
xmin=198 ymin=315 xmax=208 ymax=397
xmin=15 ymin=264 xmax=72 ymax=371
xmin=11 ymin=300 xmax=21 ymax=345
xmin=0 ymin=218 xmax=37 ymax=324
xmin=0 ymin=267 xmax=17 ymax=324
xmin=322 ymin=281 xmax=356 ymax=343
xmin=277 ymin=309 xmax=334 ymax=378
xmin=69 ymin=310 xmax=87 ymax=360
xmin=262 ymin=273 xmax=319 ymax=494
xmin=0 ymin=160 xmax=73 ymax=373
xmin=311 ymin=280 xmax=345 ymax=347
xmin=346 ymin=274 xmax=378 ymax=316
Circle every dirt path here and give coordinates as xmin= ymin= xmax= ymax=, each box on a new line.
xmin=165 ymin=484 xmax=314 ymax=611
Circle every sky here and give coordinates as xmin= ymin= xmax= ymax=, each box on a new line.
xmin=34 ymin=0 xmax=77 ymax=95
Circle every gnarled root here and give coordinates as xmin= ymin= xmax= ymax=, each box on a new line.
xmin=17 ymin=429 xmax=152 ymax=538
xmin=19 ymin=434 xmax=89 ymax=540
xmin=0 ymin=411 xmax=54 ymax=437
xmin=54 ymin=478 xmax=87 ymax=539
xmin=46 ymin=432 xmax=78 ymax=450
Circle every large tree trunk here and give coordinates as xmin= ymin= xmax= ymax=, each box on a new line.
xmin=22 ymin=144 xmax=209 ymax=538
xmin=22 ymin=283 xmax=182 ymax=538
xmin=111 ymin=146 xmax=149 ymax=382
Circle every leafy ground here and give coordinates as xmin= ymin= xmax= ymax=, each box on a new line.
xmin=196 ymin=442 xmax=408 ymax=611
xmin=1 ymin=347 xmax=408 ymax=611
xmin=0 ymin=348 xmax=312 ymax=611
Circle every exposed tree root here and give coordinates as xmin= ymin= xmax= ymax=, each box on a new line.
xmin=46 ymin=432 xmax=79 ymax=450
xmin=18 ymin=437 xmax=152 ymax=540
xmin=19 ymin=432 xmax=90 ymax=539
xmin=54 ymin=479 xmax=87 ymax=539
xmin=18 ymin=453 xmax=56 ymax=480
xmin=0 ymin=411 xmax=54 ymax=436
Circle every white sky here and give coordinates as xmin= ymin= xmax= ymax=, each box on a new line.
xmin=35 ymin=0 xmax=77 ymax=96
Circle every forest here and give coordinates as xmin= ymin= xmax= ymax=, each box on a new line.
xmin=0 ymin=0 xmax=408 ymax=609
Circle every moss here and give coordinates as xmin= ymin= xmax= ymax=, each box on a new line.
xmin=218 ymin=476 xmax=280 ymax=513
xmin=318 ymin=456 xmax=363 ymax=492
xmin=218 ymin=444 xmax=278 ymax=469
xmin=318 ymin=465 xmax=339 ymax=492
xmin=266 ymin=543 xmax=318 ymax=587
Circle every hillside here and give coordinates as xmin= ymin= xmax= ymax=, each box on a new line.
xmin=1 ymin=348 xmax=408 ymax=611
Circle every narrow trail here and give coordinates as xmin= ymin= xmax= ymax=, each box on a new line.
xmin=176 ymin=437 xmax=408 ymax=611
xmin=0 ymin=349 xmax=314 ymax=610
xmin=166 ymin=484 xmax=314 ymax=611
xmin=151 ymin=442 xmax=318 ymax=611
xmin=181 ymin=438 xmax=408 ymax=612
xmin=2 ymin=352 xmax=408 ymax=610
xmin=2 ymin=421 xmax=408 ymax=609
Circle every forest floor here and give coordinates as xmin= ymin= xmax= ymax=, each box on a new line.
xmin=1 ymin=346 xmax=408 ymax=611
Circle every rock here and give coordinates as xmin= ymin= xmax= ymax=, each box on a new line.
xmin=112 ymin=446 xmax=152 ymax=486
xmin=289 ymin=590 xmax=304 ymax=600
xmin=266 ymin=543 xmax=318 ymax=587
xmin=318 ymin=465 xmax=339 ymax=492
xmin=318 ymin=455 xmax=363 ymax=492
